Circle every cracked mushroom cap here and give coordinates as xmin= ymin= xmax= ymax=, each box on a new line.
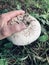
xmin=7 ymin=13 xmax=41 ymax=46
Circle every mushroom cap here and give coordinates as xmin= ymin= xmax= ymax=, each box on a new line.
xmin=7 ymin=13 xmax=41 ymax=46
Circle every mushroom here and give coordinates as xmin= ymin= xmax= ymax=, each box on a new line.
xmin=7 ymin=13 xmax=41 ymax=46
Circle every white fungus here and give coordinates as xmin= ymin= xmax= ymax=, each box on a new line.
xmin=7 ymin=13 xmax=41 ymax=46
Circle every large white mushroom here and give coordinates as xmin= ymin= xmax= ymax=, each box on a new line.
xmin=7 ymin=13 xmax=41 ymax=46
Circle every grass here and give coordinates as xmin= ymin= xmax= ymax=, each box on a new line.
xmin=0 ymin=0 xmax=49 ymax=65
